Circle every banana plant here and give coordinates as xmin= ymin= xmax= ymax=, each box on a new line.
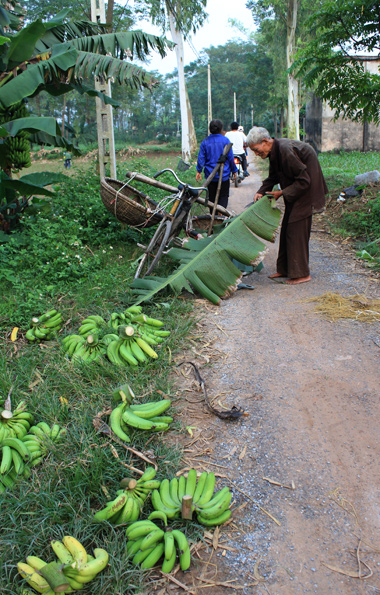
xmin=0 ymin=1 xmax=172 ymax=232
xmin=131 ymin=197 xmax=281 ymax=305
xmin=0 ymin=5 xmax=172 ymax=111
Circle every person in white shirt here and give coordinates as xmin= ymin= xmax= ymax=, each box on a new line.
xmin=225 ymin=122 xmax=250 ymax=177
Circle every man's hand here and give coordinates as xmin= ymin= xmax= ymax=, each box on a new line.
xmin=196 ymin=172 xmax=202 ymax=184
xmin=254 ymin=193 xmax=263 ymax=202
xmin=267 ymin=190 xmax=283 ymax=200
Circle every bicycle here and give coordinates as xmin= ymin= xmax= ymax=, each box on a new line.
xmin=128 ymin=168 xmax=232 ymax=279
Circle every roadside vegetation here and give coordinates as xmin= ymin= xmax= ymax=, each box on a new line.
xmin=319 ymin=151 xmax=380 ymax=269
xmin=0 ymin=150 xmax=204 ymax=594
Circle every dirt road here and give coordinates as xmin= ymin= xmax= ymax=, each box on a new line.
xmin=170 ymin=152 xmax=380 ymax=595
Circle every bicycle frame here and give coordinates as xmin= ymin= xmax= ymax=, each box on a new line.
xmin=132 ymin=168 xmax=231 ymax=279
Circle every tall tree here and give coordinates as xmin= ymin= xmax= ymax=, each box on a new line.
xmin=293 ymin=0 xmax=380 ymax=125
xmin=247 ymin=0 xmax=301 ymax=138
xmin=286 ymin=0 xmax=299 ymax=138
xmin=137 ymin=0 xmax=207 ymax=162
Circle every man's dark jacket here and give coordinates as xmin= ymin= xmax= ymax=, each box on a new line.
xmin=257 ymin=138 xmax=328 ymax=222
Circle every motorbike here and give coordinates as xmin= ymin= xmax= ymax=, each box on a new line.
xmin=231 ymin=155 xmax=245 ymax=188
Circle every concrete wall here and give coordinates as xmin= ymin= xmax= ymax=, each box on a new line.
xmin=305 ymin=58 xmax=380 ymax=152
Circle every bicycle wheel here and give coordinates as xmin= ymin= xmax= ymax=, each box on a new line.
xmin=190 ymin=214 xmax=228 ymax=235
xmin=134 ymin=219 xmax=172 ymax=279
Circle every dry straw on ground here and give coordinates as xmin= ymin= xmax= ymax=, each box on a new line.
xmin=304 ymin=292 xmax=380 ymax=322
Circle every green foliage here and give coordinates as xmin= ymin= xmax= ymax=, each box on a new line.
xmin=0 ymin=170 xmax=152 ymax=326
xmin=319 ymin=151 xmax=380 ymax=188
xmin=319 ymin=150 xmax=380 ymax=271
xmin=135 ymin=0 xmax=207 ymax=37
xmin=293 ymin=0 xmax=380 ymax=124
xmin=185 ymin=41 xmax=276 ymax=137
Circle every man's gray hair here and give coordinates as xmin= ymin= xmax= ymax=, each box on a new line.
xmin=246 ymin=126 xmax=271 ymax=146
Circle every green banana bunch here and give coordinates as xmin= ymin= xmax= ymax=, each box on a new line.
xmin=25 ymin=310 xmax=63 ymax=342
xmin=94 ymin=467 xmax=160 ymax=525
xmin=0 ymin=437 xmax=33 ymax=491
xmin=93 ymin=492 xmax=141 ymax=525
xmin=61 ymin=334 xmax=85 ymax=357
xmin=106 ymin=334 xmax=158 ymax=366
xmin=110 ymin=389 xmax=172 ymax=435
xmin=121 ymin=400 xmax=172 ymax=433
xmin=62 ymin=332 xmax=107 ymax=363
xmin=20 ymin=423 xmax=66 ymax=469
xmin=126 ymin=520 xmax=191 ymax=572
xmin=149 ymin=470 xmax=231 ymax=525
xmin=1 ymin=102 xmax=31 ymax=172
xmin=27 ymin=422 xmax=66 ymax=443
xmin=0 ymin=400 xmax=34 ymax=442
xmin=18 ymin=536 xmax=109 ymax=592
xmin=104 ymin=307 xmax=169 ymax=366
xmin=78 ymin=315 xmax=106 ymax=337
xmin=191 ymin=471 xmax=232 ymax=526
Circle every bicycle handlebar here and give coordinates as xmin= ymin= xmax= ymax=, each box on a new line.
xmin=154 ymin=168 xmax=208 ymax=197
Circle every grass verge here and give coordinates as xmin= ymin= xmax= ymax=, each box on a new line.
xmin=0 ymin=161 xmax=205 ymax=594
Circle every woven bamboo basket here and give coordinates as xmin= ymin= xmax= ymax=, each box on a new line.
xmin=100 ymin=177 xmax=163 ymax=228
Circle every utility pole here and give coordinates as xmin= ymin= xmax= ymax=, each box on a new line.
xmin=90 ymin=0 xmax=117 ymax=179
xmin=251 ymin=104 xmax=254 ymax=127
xmin=233 ymin=93 xmax=237 ymax=121
xmin=207 ymin=64 xmax=212 ymax=124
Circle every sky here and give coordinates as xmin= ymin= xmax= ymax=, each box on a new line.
xmin=137 ymin=0 xmax=255 ymax=75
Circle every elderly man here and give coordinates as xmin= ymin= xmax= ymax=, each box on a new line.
xmin=196 ymin=119 xmax=237 ymax=209
xmin=247 ymin=126 xmax=327 ymax=285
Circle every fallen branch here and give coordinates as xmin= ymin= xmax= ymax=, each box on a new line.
xmin=263 ymin=476 xmax=296 ymax=490
xmin=177 ymin=362 xmax=244 ymax=420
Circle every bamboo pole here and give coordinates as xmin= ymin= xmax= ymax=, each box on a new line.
xmin=207 ymin=142 xmax=233 ymax=236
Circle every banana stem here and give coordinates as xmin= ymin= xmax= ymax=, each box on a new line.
xmin=2 ymin=382 xmax=13 ymax=418
xmin=181 ymin=495 xmax=193 ymax=520
xmin=86 ymin=334 xmax=99 ymax=346
xmin=39 ymin=561 xmax=70 ymax=592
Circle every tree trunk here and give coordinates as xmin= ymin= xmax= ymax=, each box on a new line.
xmin=274 ymin=108 xmax=278 ymax=137
xmin=168 ymin=10 xmax=196 ymax=163
xmin=35 ymin=95 xmax=41 ymax=117
xmin=280 ymin=105 xmax=284 ymax=137
xmin=286 ymin=0 xmax=299 ymax=140
xmin=106 ymin=0 xmax=114 ymax=25
xmin=61 ymin=95 xmax=66 ymax=137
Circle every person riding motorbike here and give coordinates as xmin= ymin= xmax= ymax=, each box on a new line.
xmin=225 ymin=122 xmax=250 ymax=177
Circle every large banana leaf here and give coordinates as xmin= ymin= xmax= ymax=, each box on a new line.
xmin=0 ymin=48 xmax=161 ymax=108
xmin=130 ymin=197 xmax=281 ymax=305
xmin=0 ymin=170 xmax=66 ymax=200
